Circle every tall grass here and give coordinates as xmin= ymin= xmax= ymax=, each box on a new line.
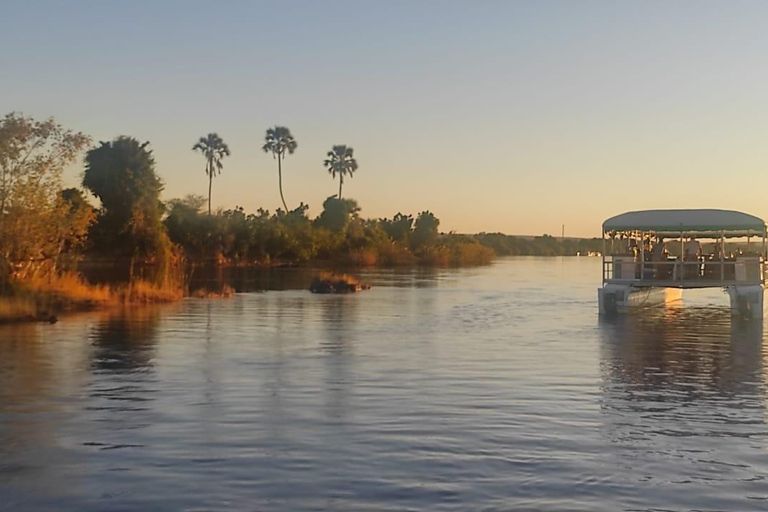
xmin=0 ymin=271 xmax=185 ymax=323
xmin=0 ymin=296 xmax=37 ymax=322
xmin=26 ymin=273 xmax=112 ymax=304
xmin=116 ymin=279 xmax=184 ymax=303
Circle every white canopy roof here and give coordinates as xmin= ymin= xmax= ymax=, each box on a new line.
xmin=603 ymin=209 xmax=766 ymax=234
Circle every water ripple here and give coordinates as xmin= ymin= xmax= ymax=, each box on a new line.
xmin=1 ymin=259 xmax=767 ymax=510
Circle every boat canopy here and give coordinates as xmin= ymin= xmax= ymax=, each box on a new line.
xmin=603 ymin=209 xmax=766 ymax=234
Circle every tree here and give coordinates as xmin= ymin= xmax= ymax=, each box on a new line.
xmin=164 ymin=194 xmax=216 ymax=260
xmin=262 ymin=126 xmax=297 ymax=212
xmin=380 ymin=212 xmax=413 ymax=243
xmin=192 ymin=133 xmax=230 ymax=215
xmin=0 ymin=113 xmax=92 ymax=280
xmin=323 ymin=145 xmax=358 ymax=199
xmin=56 ymin=188 xmax=97 ymax=269
xmin=411 ymin=210 xmax=440 ymax=248
xmin=83 ymin=137 xmax=169 ymax=265
xmin=315 ymin=196 xmax=360 ymax=233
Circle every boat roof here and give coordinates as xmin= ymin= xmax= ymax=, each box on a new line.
xmin=603 ymin=209 xmax=766 ymax=233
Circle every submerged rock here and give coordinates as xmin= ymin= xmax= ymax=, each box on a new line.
xmin=309 ymin=274 xmax=370 ymax=294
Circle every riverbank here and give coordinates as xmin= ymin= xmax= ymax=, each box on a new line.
xmin=79 ymin=240 xmax=497 ymax=272
xmin=0 ymin=273 xmax=184 ymax=325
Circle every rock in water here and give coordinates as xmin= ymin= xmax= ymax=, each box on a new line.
xmin=309 ymin=274 xmax=370 ymax=294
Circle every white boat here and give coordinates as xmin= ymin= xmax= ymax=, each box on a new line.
xmin=598 ymin=209 xmax=767 ymax=318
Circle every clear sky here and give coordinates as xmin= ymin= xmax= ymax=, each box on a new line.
xmin=2 ymin=1 xmax=767 ymax=237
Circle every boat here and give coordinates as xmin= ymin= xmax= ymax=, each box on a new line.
xmin=598 ymin=209 xmax=766 ymax=318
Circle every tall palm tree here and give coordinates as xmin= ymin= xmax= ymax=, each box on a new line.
xmin=193 ymin=133 xmax=231 ymax=215
xmin=323 ymin=145 xmax=358 ymax=199
xmin=262 ymin=126 xmax=297 ymax=212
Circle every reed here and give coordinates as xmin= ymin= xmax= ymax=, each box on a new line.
xmin=0 ymin=296 xmax=37 ymax=322
xmin=0 ymin=271 xmax=186 ymax=323
xmin=116 ymin=279 xmax=184 ymax=303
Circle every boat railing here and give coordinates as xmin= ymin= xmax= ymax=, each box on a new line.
xmin=602 ymin=256 xmax=765 ymax=286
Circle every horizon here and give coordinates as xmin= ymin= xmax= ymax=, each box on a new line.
xmin=3 ymin=1 xmax=768 ymax=237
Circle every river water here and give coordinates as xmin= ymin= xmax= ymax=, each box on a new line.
xmin=1 ymin=257 xmax=767 ymax=511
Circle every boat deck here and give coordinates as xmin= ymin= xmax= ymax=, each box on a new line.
xmin=604 ymin=278 xmax=758 ymax=289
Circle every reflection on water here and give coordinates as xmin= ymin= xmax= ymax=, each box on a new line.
xmin=2 ymin=258 xmax=768 ymax=510
xmin=598 ymin=307 xmax=768 ymax=509
xmin=188 ymin=265 xmax=445 ymax=294
xmin=89 ymin=308 xmax=162 ymax=373
xmin=600 ymin=307 xmax=765 ymax=394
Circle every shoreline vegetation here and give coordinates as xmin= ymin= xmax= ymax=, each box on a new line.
xmin=0 ymin=272 xmax=183 ymax=324
xmin=0 ymin=112 xmax=601 ymax=324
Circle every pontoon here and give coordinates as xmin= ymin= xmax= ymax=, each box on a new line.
xmin=598 ymin=209 xmax=767 ymax=318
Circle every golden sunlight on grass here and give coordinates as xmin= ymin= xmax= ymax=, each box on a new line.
xmin=0 ymin=272 xmax=186 ymax=324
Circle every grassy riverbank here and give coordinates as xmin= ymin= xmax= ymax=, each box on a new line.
xmin=0 ymin=273 xmax=183 ymax=324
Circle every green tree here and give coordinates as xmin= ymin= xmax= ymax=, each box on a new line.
xmin=0 ymin=113 xmax=92 ymax=280
xmin=83 ymin=137 xmax=170 ymax=267
xmin=164 ymin=194 xmax=210 ymax=258
xmin=411 ymin=210 xmax=440 ymax=248
xmin=57 ymin=188 xmax=97 ymax=269
xmin=380 ymin=212 xmax=413 ymax=243
xmin=323 ymin=145 xmax=358 ymax=199
xmin=262 ymin=126 xmax=297 ymax=212
xmin=315 ymin=196 xmax=360 ymax=233
xmin=192 ymin=133 xmax=230 ymax=215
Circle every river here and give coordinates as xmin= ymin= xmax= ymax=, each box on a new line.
xmin=1 ymin=257 xmax=767 ymax=511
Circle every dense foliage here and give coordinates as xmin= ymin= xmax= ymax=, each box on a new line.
xmin=83 ymin=137 xmax=173 ymax=279
xmin=0 ymin=113 xmax=93 ymax=282
xmin=164 ymin=196 xmax=497 ymax=266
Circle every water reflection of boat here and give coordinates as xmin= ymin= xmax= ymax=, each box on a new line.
xmin=599 ymin=308 xmax=764 ymax=393
xmin=596 ymin=309 xmax=767 ymax=507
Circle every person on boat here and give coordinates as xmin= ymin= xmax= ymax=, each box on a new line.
xmin=642 ymin=237 xmax=652 ymax=261
xmin=713 ymin=240 xmax=725 ymax=260
xmin=684 ymin=236 xmax=701 ymax=261
xmin=684 ymin=236 xmax=703 ymax=278
xmin=651 ymin=237 xmax=670 ymax=279
xmin=652 ymin=237 xmax=667 ymax=261
xmin=628 ymin=237 xmax=638 ymax=258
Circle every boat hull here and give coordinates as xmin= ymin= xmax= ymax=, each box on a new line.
xmin=598 ymin=285 xmax=682 ymax=315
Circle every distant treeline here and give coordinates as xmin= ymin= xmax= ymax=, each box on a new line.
xmin=158 ymin=200 xmax=601 ymax=266
xmin=473 ymin=233 xmax=602 ymax=256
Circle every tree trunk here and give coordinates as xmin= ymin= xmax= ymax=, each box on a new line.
xmin=278 ymin=154 xmax=288 ymax=212
xmin=208 ymin=167 xmax=213 ymax=215
xmin=207 ymin=160 xmax=213 ymax=215
xmin=338 ymin=175 xmax=343 ymax=199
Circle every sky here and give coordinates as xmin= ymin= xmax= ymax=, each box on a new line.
xmin=2 ymin=0 xmax=768 ymax=237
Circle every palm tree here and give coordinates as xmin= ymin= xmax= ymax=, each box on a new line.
xmin=262 ymin=126 xmax=297 ymax=212
xmin=323 ymin=145 xmax=358 ymax=199
xmin=193 ymin=133 xmax=231 ymax=215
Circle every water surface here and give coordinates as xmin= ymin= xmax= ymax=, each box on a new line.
xmin=1 ymin=257 xmax=767 ymax=511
